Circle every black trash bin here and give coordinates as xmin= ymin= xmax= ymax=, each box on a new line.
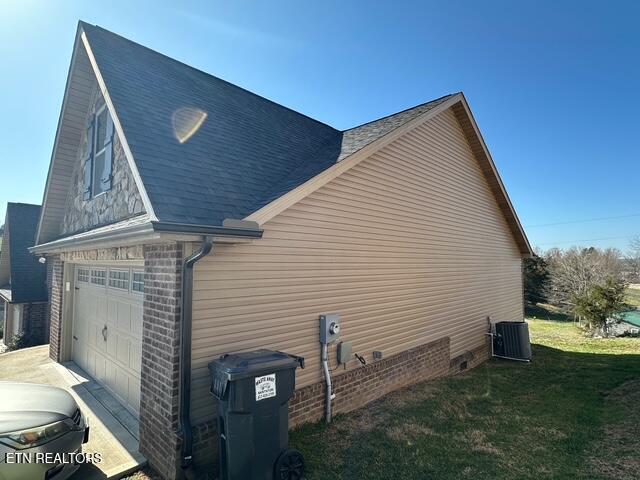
xmin=209 ymin=349 xmax=305 ymax=480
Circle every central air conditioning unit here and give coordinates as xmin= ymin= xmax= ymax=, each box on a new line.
xmin=491 ymin=321 xmax=531 ymax=361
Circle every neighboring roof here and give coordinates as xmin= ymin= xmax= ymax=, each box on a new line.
xmin=0 ymin=204 xmax=47 ymax=304
xmin=36 ymin=22 xmax=531 ymax=256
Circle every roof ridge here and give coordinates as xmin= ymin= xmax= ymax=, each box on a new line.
xmin=7 ymin=202 xmax=41 ymax=208
xmin=342 ymin=93 xmax=458 ymax=133
xmin=79 ymin=21 xmax=339 ymax=133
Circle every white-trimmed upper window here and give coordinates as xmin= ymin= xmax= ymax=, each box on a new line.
xmin=109 ymin=269 xmax=130 ymax=290
xmin=132 ymin=270 xmax=144 ymax=293
xmin=77 ymin=268 xmax=90 ymax=283
xmin=83 ymin=99 xmax=114 ymax=199
xmin=90 ymin=268 xmax=107 ymax=286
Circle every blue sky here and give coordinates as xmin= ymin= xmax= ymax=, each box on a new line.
xmin=1 ymin=0 xmax=638 ymax=252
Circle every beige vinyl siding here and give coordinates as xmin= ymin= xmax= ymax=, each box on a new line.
xmin=190 ymin=107 xmax=523 ymax=423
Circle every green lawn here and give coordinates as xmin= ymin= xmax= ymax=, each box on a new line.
xmin=290 ymin=320 xmax=640 ymax=480
xmin=625 ymin=287 xmax=640 ymax=308
xmin=525 ymin=302 xmax=573 ymax=322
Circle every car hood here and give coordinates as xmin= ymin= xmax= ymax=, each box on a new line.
xmin=0 ymin=383 xmax=78 ymax=434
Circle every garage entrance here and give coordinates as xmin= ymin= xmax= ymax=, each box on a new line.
xmin=72 ymin=264 xmax=144 ymax=417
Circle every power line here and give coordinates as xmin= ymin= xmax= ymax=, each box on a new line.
xmin=536 ymin=235 xmax=635 ymax=246
xmin=526 ymin=213 xmax=640 ymax=228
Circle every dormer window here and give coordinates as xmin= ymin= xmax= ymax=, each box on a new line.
xmin=83 ymin=99 xmax=114 ymax=199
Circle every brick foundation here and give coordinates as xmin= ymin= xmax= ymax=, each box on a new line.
xmin=47 ymin=256 xmax=64 ymax=362
xmin=191 ymin=421 xmax=218 ymax=468
xmin=188 ymin=337 xmax=451 ymax=470
xmin=187 ymin=336 xmax=494 ymax=475
xmin=449 ymin=341 xmax=491 ymax=375
xmin=138 ymin=243 xmax=184 ymax=480
xmin=289 ymin=337 xmax=451 ymax=427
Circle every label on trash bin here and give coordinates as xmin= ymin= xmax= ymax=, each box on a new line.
xmin=255 ymin=373 xmax=277 ymax=401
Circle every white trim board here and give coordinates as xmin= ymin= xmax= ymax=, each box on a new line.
xmin=80 ymin=30 xmax=157 ymax=222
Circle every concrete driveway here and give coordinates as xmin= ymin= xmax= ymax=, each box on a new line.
xmin=0 ymin=345 xmax=146 ymax=479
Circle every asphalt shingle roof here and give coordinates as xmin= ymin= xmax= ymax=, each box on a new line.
xmin=338 ymin=95 xmax=453 ymax=161
xmin=81 ymin=22 xmax=452 ymax=227
xmin=1 ymin=203 xmax=47 ymax=304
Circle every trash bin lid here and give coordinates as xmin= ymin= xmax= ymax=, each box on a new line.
xmin=209 ymin=349 xmax=304 ymax=381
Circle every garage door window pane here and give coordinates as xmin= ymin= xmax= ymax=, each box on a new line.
xmin=132 ymin=271 xmax=144 ymax=293
xmin=77 ymin=268 xmax=90 ymax=283
xmin=109 ymin=270 xmax=130 ymax=290
xmin=91 ymin=269 xmax=107 ymax=285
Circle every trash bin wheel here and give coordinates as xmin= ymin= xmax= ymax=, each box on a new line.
xmin=274 ymin=449 xmax=305 ymax=480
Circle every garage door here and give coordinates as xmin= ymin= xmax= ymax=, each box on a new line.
xmin=73 ymin=265 xmax=144 ymax=417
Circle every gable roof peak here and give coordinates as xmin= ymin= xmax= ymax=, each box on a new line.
xmin=342 ymin=93 xmax=459 ymax=133
xmin=75 ymin=23 xmax=466 ymax=232
xmin=78 ymin=21 xmax=337 ymax=132
xmin=77 ymin=22 xmax=343 ymax=228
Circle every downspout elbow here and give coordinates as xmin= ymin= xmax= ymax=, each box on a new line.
xmin=180 ymin=236 xmax=214 ymax=472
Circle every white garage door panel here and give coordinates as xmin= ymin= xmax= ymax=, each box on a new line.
xmin=73 ymin=265 xmax=144 ymax=417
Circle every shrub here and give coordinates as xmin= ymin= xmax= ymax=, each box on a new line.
xmin=5 ymin=331 xmax=39 ymax=351
xmin=572 ymin=277 xmax=629 ymax=335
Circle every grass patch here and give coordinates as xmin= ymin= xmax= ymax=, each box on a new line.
xmin=528 ymin=319 xmax=639 ymax=355
xmin=525 ymin=302 xmax=573 ymax=322
xmin=585 ymin=379 xmax=640 ymax=479
xmin=625 ymin=287 xmax=640 ymax=308
xmin=290 ymin=320 xmax=640 ymax=480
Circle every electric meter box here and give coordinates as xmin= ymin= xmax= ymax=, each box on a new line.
xmin=320 ymin=314 xmax=341 ymax=344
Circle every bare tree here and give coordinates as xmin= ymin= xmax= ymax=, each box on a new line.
xmin=543 ymin=247 xmax=623 ymax=313
xmin=624 ymin=236 xmax=640 ymax=283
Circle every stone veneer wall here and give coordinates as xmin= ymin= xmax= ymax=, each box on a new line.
xmin=47 ymin=256 xmax=64 ymax=362
xmin=61 ymin=87 xmax=145 ymax=236
xmin=60 ymin=245 xmax=144 ymax=263
xmin=138 ymin=243 xmax=184 ymax=480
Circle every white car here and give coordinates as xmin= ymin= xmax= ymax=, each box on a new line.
xmin=0 ymin=383 xmax=89 ymax=480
